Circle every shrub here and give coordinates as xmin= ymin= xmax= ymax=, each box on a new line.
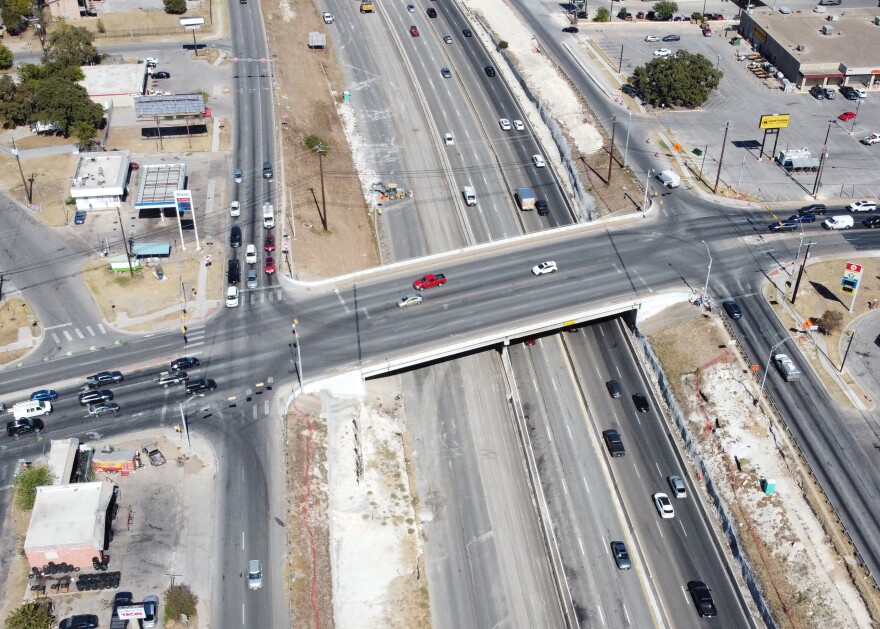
xmin=816 ymin=310 xmax=844 ymax=335
xmin=164 ymin=583 xmax=198 ymax=620
xmin=163 ymin=0 xmax=187 ymax=14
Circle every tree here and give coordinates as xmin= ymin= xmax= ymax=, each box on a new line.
xmin=32 ymin=77 xmax=103 ymax=137
xmin=304 ymin=134 xmax=329 ymax=156
xmin=164 ymin=583 xmax=198 ymax=620
xmin=44 ymin=24 xmax=99 ymax=70
xmin=817 ymin=310 xmax=844 ymax=335
xmin=14 ymin=465 xmax=54 ymax=511
xmin=71 ymin=120 xmax=99 ymax=148
xmin=630 ymin=51 xmax=722 ymax=108
xmin=0 ymin=44 xmax=13 ymax=70
xmin=497 ymin=40 xmax=508 ymax=50
xmin=1 ymin=0 xmax=32 ymax=35
xmin=653 ymin=0 xmax=678 ymax=20
xmin=6 ymin=600 xmax=54 ymax=629
xmin=594 ymin=7 xmax=611 ymax=21
xmin=164 ymin=0 xmax=187 ymax=14
xmin=0 ymin=76 xmax=33 ymax=128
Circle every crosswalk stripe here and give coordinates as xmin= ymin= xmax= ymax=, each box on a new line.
xmin=63 ymin=331 xmax=72 ymax=341
xmin=75 ymin=329 xmax=84 ymax=339
xmin=86 ymin=326 xmax=95 ymax=336
xmin=98 ymin=324 xmax=106 ymax=334
xmin=52 ymin=333 xmax=60 ymax=344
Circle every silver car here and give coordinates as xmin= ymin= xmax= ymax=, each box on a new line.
xmin=667 ymin=474 xmax=687 ymax=498
xmin=247 ymin=270 xmax=258 ymax=289
xmin=248 ymin=559 xmax=263 ymax=589
xmin=87 ymin=402 xmax=120 ymax=416
xmin=397 ymin=294 xmax=423 ymax=308
xmin=143 ymin=594 xmax=159 ymax=628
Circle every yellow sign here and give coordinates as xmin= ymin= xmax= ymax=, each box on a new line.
xmin=759 ymin=114 xmax=791 ymax=130
xmin=754 ymin=26 xmax=767 ymax=43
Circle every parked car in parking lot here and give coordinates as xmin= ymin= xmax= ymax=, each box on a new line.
xmin=661 ymin=34 xmax=680 ymax=41
xmin=861 ymin=133 xmax=880 ymax=145
xmin=653 ymin=48 xmax=672 ymax=57
xmin=644 ymin=35 xmax=659 ymax=42
xmin=838 ymin=111 xmax=857 ymax=121
xmin=152 ymin=71 xmax=170 ymax=79
xmin=74 ymin=211 xmax=86 ymax=224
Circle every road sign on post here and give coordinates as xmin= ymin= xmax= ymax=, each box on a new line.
xmin=842 ymin=262 xmax=863 ymax=312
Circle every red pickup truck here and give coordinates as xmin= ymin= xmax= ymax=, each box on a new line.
xmin=413 ymin=273 xmax=446 ymax=290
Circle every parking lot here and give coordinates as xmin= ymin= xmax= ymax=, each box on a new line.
xmin=6 ymin=431 xmax=216 ymax=626
xmin=590 ymin=20 xmax=880 ymax=202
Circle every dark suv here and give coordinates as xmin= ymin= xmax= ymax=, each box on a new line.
xmin=840 ymin=85 xmax=860 ymax=100
xmin=603 ymin=429 xmax=625 ymax=457
xmin=171 ymin=356 xmax=201 ymax=371
xmin=230 ymin=225 xmax=242 ymax=248
xmin=186 ymin=378 xmax=217 ymax=394
xmin=7 ymin=417 xmax=44 ymax=438
xmin=86 ymin=371 xmax=123 ymax=386
xmin=60 ymin=615 xmax=99 ymax=629
xmin=687 ymin=581 xmax=718 ymax=617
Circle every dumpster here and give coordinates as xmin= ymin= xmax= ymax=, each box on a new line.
xmin=731 ymin=37 xmax=742 ymax=46
xmin=761 ymin=478 xmax=776 ymax=495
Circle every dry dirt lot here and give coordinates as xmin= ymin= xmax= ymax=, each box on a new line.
xmin=647 ymin=307 xmax=877 ymax=627
xmin=0 ymin=152 xmax=76 ymax=228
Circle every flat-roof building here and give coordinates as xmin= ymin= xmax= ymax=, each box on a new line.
xmin=79 ymin=63 xmax=149 ymax=108
xmin=70 ymin=153 xmax=132 ymax=211
xmin=738 ymin=8 xmax=880 ymax=90
xmin=134 ymin=164 xmax=187 ymax=210
xmin=46 ymin=438 xmax=80 ymax=486
xmin=24 ymin=479 xmax=116 ymax=569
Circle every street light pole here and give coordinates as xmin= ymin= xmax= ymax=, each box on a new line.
xmin=178 ymin=395 xmax=202 ymax=454
xmin=812 ymin=120 xmax=834 ymax=198
xmin=623 ymin=110 xmax=633 ymax=168
xmin=850 ymin=98 xmax=862 ymax=135
xmin=759 ymin=337 xmax=793 ymax=399
xmin=642 ymin=168 xmax=653 ymax=211
xmin=701 ymin=240 xmax=713 ymax=306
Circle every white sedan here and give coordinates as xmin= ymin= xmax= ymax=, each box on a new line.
xmin=226 ymin=286 xmax=239 ymax=308
xmin=644 ymin=35 xmax=659 ymax=42
xmin=322 ymin=11 xmax=333 ymax=23
xmin=513 ymin=119 xmax=524 ymax=131
xmin=532 ymin=261 xmax=558 ymax=276
xmin=444 ymin=133 xmax=454 ymax=146
xmin=499 ymin=118 xmax=511 ymax=130
xmin=653 ymin=48 xmax=672 ymax=57
xmin=848 ymin=200 xmax=877 ymax=212
xmin=653 ymin=492 xmax=675 ymax=519
xmin=532 ymin=154 xmax=545 ymax=168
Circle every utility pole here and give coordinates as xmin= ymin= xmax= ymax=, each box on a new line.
xmin=318 ymin=151 xmax=327 ymax=230
xmin=812 ymin=120 xmax=833 ymax=198
xmin=713 ymin=121 xmax=730 ymax=194
xmin=607 ymin=116 xmax=617 ymax=183
xmin=618 ymin=45 xmax=624 ymax=73
xmin=10 ymin=139 xmax=31 ymax=204
xmin=791 ymin=241 xmax=813 ymax=304
xmin=0 ymin=275 xmax=4 ymax=301
xmin=291 ymin=319 xmax=303 ymax=392
xmin=840 ymin=332 xmax=856 ymax=373
xmin=115 ymin=207 xmax=135 ymax=278
xmin=623 ymin=110 xmax=633 ymax=168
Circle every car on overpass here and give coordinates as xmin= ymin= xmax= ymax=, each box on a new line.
xmin=611 ymin=541 xmax=632 ymax=570
xmin=531 ymin=261 xmax=557 ymax=276
xmin=603 ymin=429 xmax=625 ymax=457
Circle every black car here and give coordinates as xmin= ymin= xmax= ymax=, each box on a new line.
xmin=606 ymin=380 xmax=622 ymax=398
xmin=611 ymin=541 xmax=632 ymax=570
xmin=230 ymin=225 xmax=242 ymax=248
xmin=426 ymin=7 xmax=436 ymax=17
xmin=687 ymin=581 xmax=718 ymax=617
xmin=60 ymin=615 xmax=100 ymax=629
xmin=86 ymin=370 xmax=123 ymax=386
xmin=840 ymin=85 xmax=860 ymax=100
xmin=262 ymin=161 xmax=273 ymax=179
xmin=152 ymin=71 xmax=171 ymax=79
xmin=462 ymin=28 xmax=473 ymax=37
xmin=186 ymin=378 xmax=217 ymax=395
xmin=171 ymin=356 xmax=201 ymax=371
xmin=633 ymin=393 xmax=649 ymax=412
xmin=228 ymin=258 xmax=241 ymax=285
xmin=484 ymin=65 xmax=496 ymax=77
xmin=768 ymin=220 xmax=798 ymax=232
xmin=661 ymin=34 xmax=680 ymax=41
xmin=863 ymin=216 xmax=880 ymax=228
xmin=809 ymin=85 xmax=825 ymax=100
xmin=603 ymin=429 xmax=625 ymax=457
xmin=799 ymin=204 xmax=827 ymax=215
xmin=787 ymin=213 xmax=815 ymax=223
xmin=79 ymin=389 xmax=114 ymax=405
xmin=562 ymin=26 xmax=579 ymax=33
xmin=7 ymin=417 xmax=44 ymax=438
xmin=535 ymin=199 xmax=549 ymax=216
xmin=722 ymin=299 xmax=743 ymax=319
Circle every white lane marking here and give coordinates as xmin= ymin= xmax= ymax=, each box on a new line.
xmin=334 ymin=288 xmax=350 ymax=313
xmin=98 ymin=324 xmax=106 ymax=334
xmin=86 ymin=326 xmax=95 ymax=336
xmin=75 ymin=329 xmax=84 ymax=339
xmin=361 ymin=308 xmax=371 ymax=320
xmin=52 ymin=333 xmax=60 ymax=344
xmin=63 ymin=331 xmax=72 ymax=341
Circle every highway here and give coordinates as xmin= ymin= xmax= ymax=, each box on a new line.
xmin=2 ymin=0 xmax=880 ymax=625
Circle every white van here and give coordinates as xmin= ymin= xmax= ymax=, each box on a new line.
xmin=462 ymin=186 xmax=476 ymax=206
xmin=262 ymin=203 xmax=275 ymax=229
xmin=823 ymin=215 xmax=853 ymax=229
xmin=11 ymin=400 xmax=52 ymax=420
xmin=657 ymin=170 xmax=681 ymax=188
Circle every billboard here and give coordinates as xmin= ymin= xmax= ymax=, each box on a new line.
xmin=759 ymin=114 xmax=791 ymax=129
xmin=175 ymin=190 xmax=193 ymax=214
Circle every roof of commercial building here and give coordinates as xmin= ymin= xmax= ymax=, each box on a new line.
xmin=132 ymin=242 xmax=171 ymax=257
xmin=80 ymin=63 xmax=148 ymax=98
xmin=134 ymin=164 xmax=187 ymax=209
xmin=71 ymin=153 xmax=130 ymax=198
xmin=46 ymin=438 xmax=80 ymax=486
xmin=24 ymin=480 xmax=114 ymax=551
xmin=746 ymin=9 xmax=880 ymax=71
xmin=134 ymin=93 xmax=206 ymax=118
